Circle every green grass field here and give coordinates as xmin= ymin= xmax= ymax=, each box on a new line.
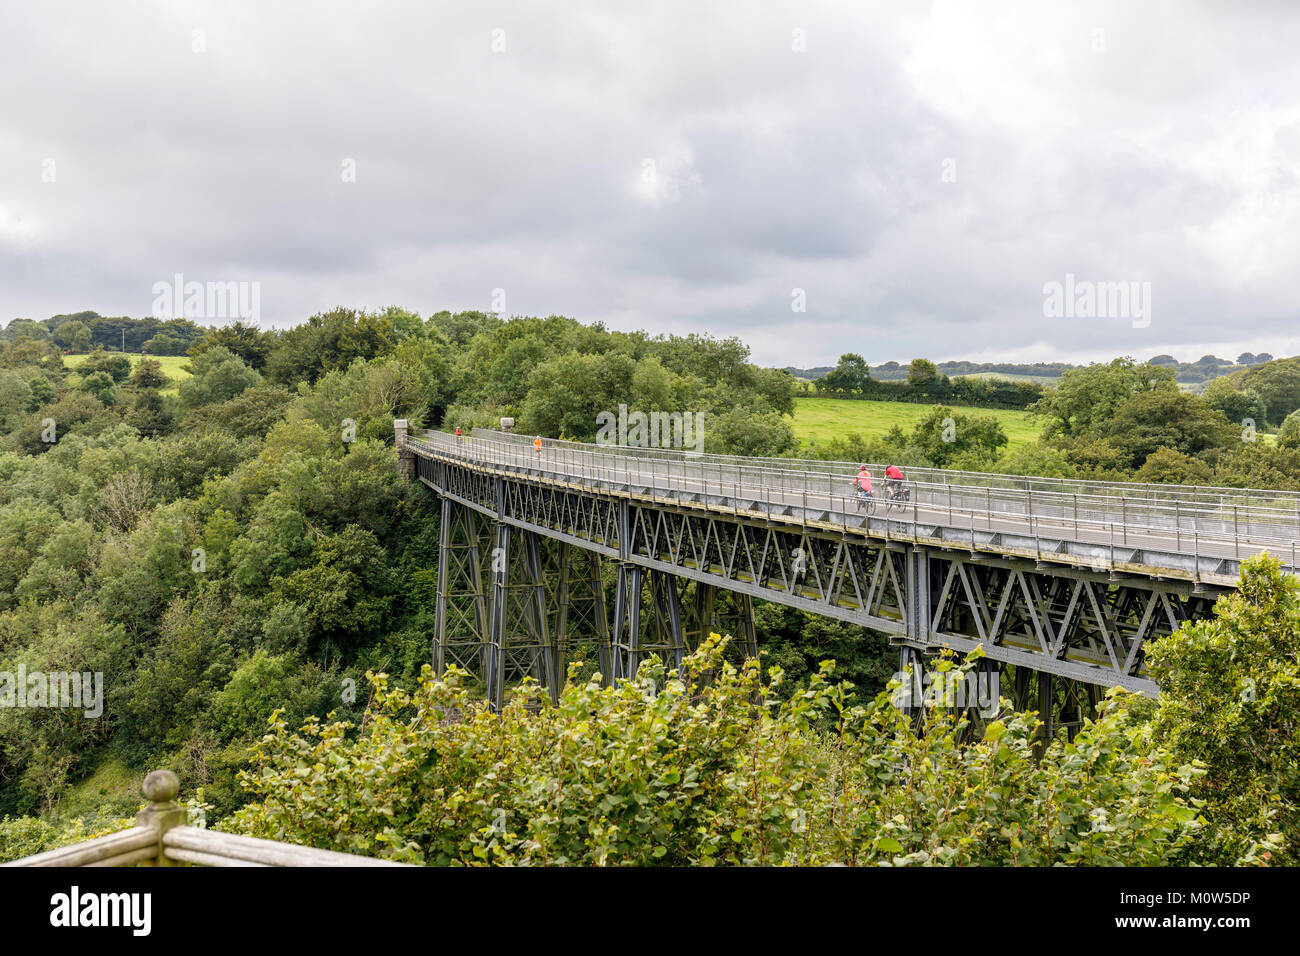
xmin=65 ymin=352 xmax=192 ymax=395
xmin=957 ymin=371 xmax=1062 ymax=385
xmin=792 ymin=396 xmax=1042 ymax=450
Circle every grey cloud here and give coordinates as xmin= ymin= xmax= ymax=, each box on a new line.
xmin=2 ymin=0 xmax=1298 ymax=366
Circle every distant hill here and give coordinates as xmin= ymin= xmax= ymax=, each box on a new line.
xmin=782 ymin=360 xmax=1077 ymax=382
xmin=1153 ymin=352 xmax=1273 ymax=386
xmin=783 ymin=353 xmax=1277 ymax=387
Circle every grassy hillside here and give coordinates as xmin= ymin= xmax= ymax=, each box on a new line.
xmin=65 ymin=351 xmax=192 ymax=394
xmin=791 ymin=396 xmax=1041 ymax=449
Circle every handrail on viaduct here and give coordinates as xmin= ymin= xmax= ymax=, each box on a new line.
xmin=410 ymin=427 xmax=1300 ymax=582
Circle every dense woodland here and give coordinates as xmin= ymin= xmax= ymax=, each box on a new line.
xmin=0 ymin=308 xmax=1296 ymax=865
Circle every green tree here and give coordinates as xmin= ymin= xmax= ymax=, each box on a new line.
xmin=271 ymin=526 xmax=394 ymax=656
xmin=1146 ymin=554 xmax=1299 ymax=864
xmin=1096 ymin=390 xmax=1237 ymax=468
xmin=1277 ymin=408 xmax=1300 ymax=451
xmin=265 ymin=308 xmax=399 ymax=386
xmin=1202 ymin=376 xmax=1267 ymax=426
xmin=0 ymin=371 xmax=33 ymax=432
xmin=910 ymin=405 xmax=1008 ymax=468
xmin=188 ymin=321 xmax=274 ymax=371
xmin=820 ymin=353 xmax=871 ymax=396
xmin=204 ymin=650 xmax=331 ymax=745
xmin=52 ymin=320 xmax=89 ymax=350
xmin=704 ymin=407 xmax=797 ymax=457
xmin=1236 ymin=356 xmax=1300 ymax=425
xmin=906 ymin=357 xmax=939 ymax=386
xmin=77 ymin=371 xmax=118 ymax=406
xmin=1133 ymin=446 xmax=1213 ymax=484
xmin=125 ymin=389 xmax=174 ymax=438
xmin=142 ymin=333 xmax=187 ymax=355
xmin=77 ymin=351 xmax=132 ymax=383
xmin=1034 ymin=358 xmax=1177 ymax=438
xmin=130 ymin=358 xmax=170 ymax=390
xmin=178 ymin=384 xmax=292 ymax=439
xmin=25 ymin=376 xmax=56 ymax=410
xmin=177 ymin=347 xmax=261 ymax=409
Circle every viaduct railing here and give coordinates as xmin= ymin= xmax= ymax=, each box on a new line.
xmin=410 ymin=428 xmax=1300 ymax=582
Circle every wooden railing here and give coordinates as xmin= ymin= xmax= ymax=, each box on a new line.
xmin=3 ymin=771 xmax=408 ymax=868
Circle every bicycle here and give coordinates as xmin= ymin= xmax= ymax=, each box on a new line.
xmin=884 ymin=481 xmax=911 ymax=514
xmin=855 ymin=488 xmax=876 ymax=516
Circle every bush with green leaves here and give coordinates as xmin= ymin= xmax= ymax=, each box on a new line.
xmin=177 ymin=346 xmax=261 ymax=409
xmin=228 ymin=639 xmax=1204 ymax=866
xmin=0 ymin=811 xmax=134 ymax=863
xmin=228 ymin=637 xmax=832 ymax=865
xmin=821 ymin=657 xmax=1202 ymax=866
xmin=1145 ymin=553 xmax=1298 ymax=865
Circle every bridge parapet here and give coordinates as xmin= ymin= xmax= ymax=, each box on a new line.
xmin=472 ymin=427 xmax=1300 ymax=515
xmin=413 ymin=429 xmax=1300 ymax=588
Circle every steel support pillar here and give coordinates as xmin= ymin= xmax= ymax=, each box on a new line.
xmin=898 ymin=645 xmax=926 ymax=722
xmin=483 ymin=520 xmax=560 ymax=710
xmin=905 ymin=547 xmax=933 ymax=645
xmin=647 ymin=570 xmax=687 ymax=671
xmin=487 ymin=521 xmax=511 ymax=711
xmin=432 ymin=496 xmax=490 ymax=679
xmin=610 ymin=563 xmax=644 ymax=682
xmin=1038 ymin=670 xmax=1055 ymax=744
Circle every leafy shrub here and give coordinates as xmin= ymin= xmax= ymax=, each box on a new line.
xmin=228 ymin=639 xmax=1203 ymax=866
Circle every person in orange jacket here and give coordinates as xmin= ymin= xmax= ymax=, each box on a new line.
xmin=533 ymin=436 xmax=543 ymax=455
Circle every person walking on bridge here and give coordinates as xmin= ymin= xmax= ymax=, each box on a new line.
xmin=533 ymin=436 xmax=543 ymax=456
xmin=455 ymin=426 xmax=463 ymax=443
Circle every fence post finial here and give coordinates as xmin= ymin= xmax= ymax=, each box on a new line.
xmin=137 ymin=770 xmax=186 ymax=866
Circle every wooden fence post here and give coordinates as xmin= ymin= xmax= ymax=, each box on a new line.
xmin=136 ymin=770 xmax=187 ymax=866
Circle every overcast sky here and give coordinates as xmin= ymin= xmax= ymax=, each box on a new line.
xmin=2 ymin=1 xmax=1298 ymax=367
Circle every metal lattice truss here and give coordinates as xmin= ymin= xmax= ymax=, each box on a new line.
xmin=419 ymin=456 xmax=1222 ymax=697
xmin=925 ymin=558 xmax=1212 ymax=690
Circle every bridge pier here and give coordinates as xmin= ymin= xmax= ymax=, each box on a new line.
xmin=897 ymin=645 xmax=926 ymax=720
xmin=485 ymin=520 xmax=561 ymax=710
xmin=904 ymin=549 xmax=936 ymax=645
xmin=1037 ymin=670 xmax=1055 ymax=743
xmin=433 ymin=496 xmax=491 ymax=680
xmin=610 ymin=563 xmax=643 ymax=682
xmin=688 ymin=584 xmax=716 ymax=651
xmin=394 ymin=419 xmax=415 ymax=483
xmin=545 ymin=542 xmax=614 ymax=686
xmin=717 ymin=592 xmax=759 ymax=660
xmin=434 ymin=493 xmax=568 ymax=709
xmin=607 ymin=572 xmax=761 ymax=686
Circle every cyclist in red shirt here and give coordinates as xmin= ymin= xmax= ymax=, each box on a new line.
xmin=884 ymin=464 xmax=908 ymax=502
xmin=884 ymin=463 xmax=904 ymax=493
